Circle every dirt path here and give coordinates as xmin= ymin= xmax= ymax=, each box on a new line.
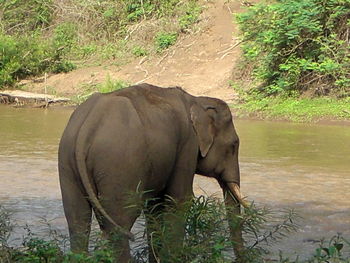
xmin=25 ymin=0 xmax=246 ymax=103
xmin=115 ymin=0 xmax=243 ymax=102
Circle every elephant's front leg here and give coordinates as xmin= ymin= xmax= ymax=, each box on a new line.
xmin=145 ymin=198 xmax=165 ymax=263
xmin=157 ymin=143 xmax=197 ymax=262
xmin=161 ymin=197 xmax=189 ymax=262
xmin=223 ymin=187 xmax=246 ymax=263
xmin=144 ymin=140 xmax=197 ymax=262
xmin=144 ymin=193 xmax=190 ymax=263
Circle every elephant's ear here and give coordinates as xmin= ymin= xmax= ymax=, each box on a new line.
xmin=190 ymin=104 xmax=215 ymax=157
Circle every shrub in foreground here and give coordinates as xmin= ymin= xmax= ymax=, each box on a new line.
xmin=1 ymin=197 xmax=348 ymax=262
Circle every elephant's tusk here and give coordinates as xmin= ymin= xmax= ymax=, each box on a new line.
xmin=227 ymin=183 xmax=250 ymax=208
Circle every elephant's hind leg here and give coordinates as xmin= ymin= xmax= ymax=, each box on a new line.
xmin=94 ymin=199 xmax=139 ymax=263
xmin=59 ymin=167 xmax=92 ymax=253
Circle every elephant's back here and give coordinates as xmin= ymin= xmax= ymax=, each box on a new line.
xmin=95 ymin=85 xmax=189 ymax=193
xmin=85 ymin=95 xmax=151 ymax=191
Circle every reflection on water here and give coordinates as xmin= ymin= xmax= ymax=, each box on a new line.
xmin=1 ymin=105 xmax=349 ymax=259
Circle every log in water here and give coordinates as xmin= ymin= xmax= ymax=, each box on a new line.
xmin=0 ymin=90 xmax=69 ymax=107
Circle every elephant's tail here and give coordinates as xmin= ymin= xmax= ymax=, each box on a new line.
xmin=74 ymin=98 xmax=135 ymax=241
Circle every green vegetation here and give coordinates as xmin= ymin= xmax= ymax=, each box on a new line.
xmin=132 ymin=196 xmax=300 ymax=263
xmin=232 ymin=0 xmax=350 ymax=122
xmin=71 ymin=76 xmax=129 ymax=104
xmin=236 ymin=0 xmax=350 ymax=97
xmin=132 ymin=45 xmax=149 ymax=57
xmin=231 ymin=90 xmax=350 ymax=122
xmin=155 ymin=32 xmax=178 ymax=51
xmin=1 ymin=198 xmax=349 ymax=263
xmin=0 ymin=31 xmax=75 ymax=87
xmin=179 ymin=2 xmax=202 ymax=32
xmin=0 ymin=0 xmax=202 ymax=89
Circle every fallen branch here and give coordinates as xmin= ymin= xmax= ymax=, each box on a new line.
xmin=139 ymin=56 xmax=148 ymax=65
xmin=182 ymin=41 xmax=196 ymax=49
xmin=135 ymin=76 xmax=153 ymax=85
xmin=217 ymin=40 xmax=243 ymax=55
xmin=124 ymin=20 xmax=145 ymax=40
xmin=137 ymin=65 xmax=149 ymax=78
xmin=0 ymin=90 xmax=70 ymax=107
xmin=220 ymin=51 xmax=235 ymax=59
xmin=157 ymin=52 xmax=170 ymax=65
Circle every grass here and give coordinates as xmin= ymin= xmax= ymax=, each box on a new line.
xmin=70 ymin=76 xmax=129 ymax=105
xmin=231 ymin=93 xmax=350 ymax=122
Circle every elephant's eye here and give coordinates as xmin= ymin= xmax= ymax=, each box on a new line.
xmin=232 ymin=140 xmax=239 ymax=150
xmin=232 ymin=144 xmax=236 ymax=152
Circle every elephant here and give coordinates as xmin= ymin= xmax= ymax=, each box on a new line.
xmin=58 ymin=83 xmax=248 ymax=262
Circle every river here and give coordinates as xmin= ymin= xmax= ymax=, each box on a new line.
xmin=0 ymin=105 xmax=349 ymax=259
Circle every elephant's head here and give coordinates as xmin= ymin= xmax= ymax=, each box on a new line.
xmin=191 ymin=96 xmax=247 ymax=206
xmin=191 ymin=96 xmax=248 ymax=259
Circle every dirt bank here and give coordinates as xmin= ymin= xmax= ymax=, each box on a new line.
xmin=21 ymin=0 xmax=251 ymax=104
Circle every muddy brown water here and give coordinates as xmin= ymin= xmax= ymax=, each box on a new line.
xmin=1 ymin=105 xmax=349 ymax=259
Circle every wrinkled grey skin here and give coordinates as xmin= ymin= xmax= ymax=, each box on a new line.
xmin=58 ymin=84 xmax=244 ymax=262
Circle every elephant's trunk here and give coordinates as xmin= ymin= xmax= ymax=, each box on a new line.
xmin=223 ymin=183 xmax=247 ymax=262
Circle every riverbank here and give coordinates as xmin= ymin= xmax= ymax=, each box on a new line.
xmin=1 ymin=0 xmax=349 ymax=123
xmin=230 ymin=94 xmax=350 ymax=125
xmin=2 ymin=0 xmax=244 ymax=105
xmin=2 ymin=81 xmax=350 ymax=126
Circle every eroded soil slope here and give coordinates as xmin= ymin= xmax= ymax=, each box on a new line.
xmin=25 ymin=0 xmax=248 ymax=103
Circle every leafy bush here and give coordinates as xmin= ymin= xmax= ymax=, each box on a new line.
xmin=132 ymin=45 xmax=148 ymax=57
xmin=179 ymin=3 xmax=202 ymax=32
xmin=53 ymin=23 xmax=77 ymax=52
xmin=14 ymin=238 xmax=63 ymax=262
xmin=134 ymin=196 xmax=300 ymax=263
xmin=0 ymin=0 xmax=201 ymax=88
xmin=280 ymin=234 xmax=350 ymax=262
xmin=0 ymin=33 xmax=75 ymax=87
xmin=1 ymin=200 xmax=350 ymax=263
xmin=313 ymin=235 xmax=348 ymax=262
xmin=97 ymin=77 xmax=129 ymax=94
xmin=0 ymin=206 xmax=11 ymax=246
xmin=237 ymin=0 xmax=350 ymax=97
xmin=124 ymin=1 xmax=153 ymax=21
xmin=78 ymin=44 xmax=98 ymax=58
xmin=155 ymin=32 xmax=178 ymax=51
xmin=72 ymin=77 xmax=129 ymax=104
